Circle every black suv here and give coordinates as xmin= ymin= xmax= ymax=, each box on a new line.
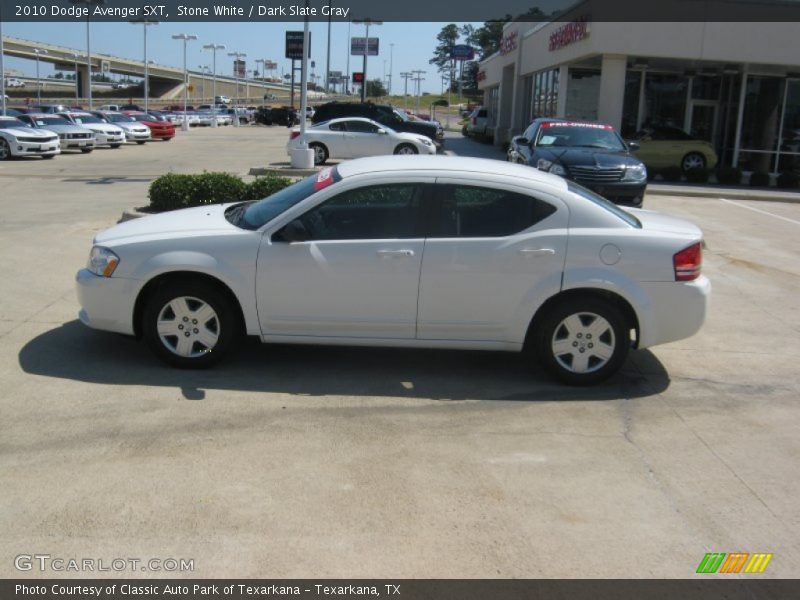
xmin=255 ymin=106 xmax=299 ymax=127
xmin=507 ymin=118 xmax=647 ymax=207
xmin=312 ymin=102 xmax=444 ymax=151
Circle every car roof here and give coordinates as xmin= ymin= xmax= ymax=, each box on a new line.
xmin=25 ymin=113 xmax=62 ymax=118
xmin=336 ymin=156 xmax=569 ymax=190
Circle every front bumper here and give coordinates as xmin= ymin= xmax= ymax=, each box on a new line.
xmin=124 ymin=130 xmax=151 ymax=142
xmin=75 ymin=269 xmax=140 ymax=336
xmin=60 ymin=138 xmax=95 ymax=151
xmin=638 ymin=275 xmax=711 ymax=349
xmin=10 ymin=139 xmax=60 ymax=156
xmin=94 ymin=132 xmax=125 ymax=145
xmin=576 ymin=180 xmax=647 ymax=206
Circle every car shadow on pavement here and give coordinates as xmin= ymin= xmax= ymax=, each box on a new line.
xmin=19 ymin=321 xmax=670 ymax=402
xmin=444 ymin=133 xmax=507 ymax=161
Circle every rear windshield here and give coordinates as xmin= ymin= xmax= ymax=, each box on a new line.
xmin=236 ymin=168 xmax=342 ymax=230
xmin=567 ymin=181 xmax=641 ymax=228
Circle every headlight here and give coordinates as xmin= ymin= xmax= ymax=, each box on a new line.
xmin=537 ymin=158 xmax=566 ymax=176
xmin=623 ymin=164 xmax=647 ymax=181
xmin=417 ymin=137 xmax=433 ymax=146
xmin=87 ymin=246 xmax=120 ymax=277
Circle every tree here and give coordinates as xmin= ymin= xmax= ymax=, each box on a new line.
xmin=463 ymin=19 xmax=510 ymax=61
xmin=366 ymin=78 xmax=387 ymax=98
xmin=429 ymin=23 xmax=460 ymax=75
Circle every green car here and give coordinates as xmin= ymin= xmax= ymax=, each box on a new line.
xmin=631 ymin=125 xmax=718 ymax=172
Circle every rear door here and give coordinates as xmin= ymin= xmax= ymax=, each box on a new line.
xmin=416 ymin=179 xmax=569 ymax=344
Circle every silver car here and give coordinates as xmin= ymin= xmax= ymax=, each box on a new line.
xmin=59 ymin=112 xmax=125 ymax=148
xmin=19 ymin=113 xmax=95 ymax=153
xmin=91 ymin=111 xmax=151 ymax=145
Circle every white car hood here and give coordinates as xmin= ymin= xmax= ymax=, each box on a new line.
xmin=1 ymin=127 xmax=57 ymax=139
xmin=95 ymin=204 xmax=236 ymax=245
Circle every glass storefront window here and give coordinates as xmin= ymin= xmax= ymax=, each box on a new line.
xmin=566 ymin=68 xmax=601 ymax=121
xmin=642 ymin=73 xmax=689 ymax=130
xmin=740 ymin=75 xmax=784 ymax=172
xmin=692 ymin=75 xmax=722 ymax=100
xmin=778 ymin=79 xmax=800 ymax=174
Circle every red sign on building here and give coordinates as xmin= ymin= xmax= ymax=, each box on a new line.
xmin=549 ymin=19 xmax=590 ymax=52
xmin=499 ymin=31 xmax=518 ymax=56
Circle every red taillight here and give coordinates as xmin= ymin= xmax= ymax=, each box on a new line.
xmin=674 ymin=242 xmax=702 ymax=281
xmin=289 ymin=131 xmax=300 ymax=140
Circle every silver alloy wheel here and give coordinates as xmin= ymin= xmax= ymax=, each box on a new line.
xmin=396 ymin=145 xmax=417 ymax=155
xmin=312 ymin=145 xmax=326 ymax=164
xmin=682 ymin=153 xmax=705 ymax=171
xmin=0 ymin=140 xmax=9 ymax=160
xmin=551 ymin=312 xmax=616 ymax=374
xmin=156 ymin=296 xmax=220 ymax=358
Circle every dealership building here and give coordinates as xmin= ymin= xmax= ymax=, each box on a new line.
xmin=477 ymin=15 xmax=800 ymax=173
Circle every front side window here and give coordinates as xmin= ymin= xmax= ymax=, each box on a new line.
xmin=432 ymin=185 xmax=557 ymax=238
xmin=297 ymin=184 xmax=423 ymax=240
xmin=344 ymin=120 xmax=379 ymax=133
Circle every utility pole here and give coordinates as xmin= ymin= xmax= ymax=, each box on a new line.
xmin=400 ymin=72 xmax=411 ymax=108
xmin=227 ymin=51 xmax=246 ymax=125
xmin=203 ymin=43 xmax=225 ymax=127
xmin=345 ymin=20 xmax=351 ymax=94
xmin=388 ymin=43 xmax=394 ymax=96
xmin=411 ymin=69 xmax=425 ymax=113
xmin=172 ymin=33 xmax=198 ymax=131
xmin=131 ymin=18 xmax=158 ymax=113
xmin=34 ymin=49 xmax=48 ymax=104
xmin=325 ymin=0 xmax=332 ymax=93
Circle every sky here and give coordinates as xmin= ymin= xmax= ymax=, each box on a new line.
xmin=2 ymin=21 xmax=480 ymax=94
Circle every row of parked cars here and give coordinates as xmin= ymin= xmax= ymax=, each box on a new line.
xmin=0 ymin=103 xmax=177 ymax=160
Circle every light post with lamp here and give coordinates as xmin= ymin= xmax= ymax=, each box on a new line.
xmin=69 ymin=0 xmax=106 ymax=109
xmin=171 ymin=33 xmax=198 ymax=131
xmin=130 ymin=18 xmax=158 ymax=114
xmin=202 ymin=43 xmax=225 ymax=127
xmin=34 ymin=49 xmax=48 ymax=104
xmin=227 ymin=51 xmax=246 ymax=127
xmin=352 ymin=18 xmax=382 ymax=102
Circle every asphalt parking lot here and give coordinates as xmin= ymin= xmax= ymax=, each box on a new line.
xmin=1 ymin=126 xmax=799 ymax=578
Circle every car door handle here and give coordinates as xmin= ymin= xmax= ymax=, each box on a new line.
xmin=377 ymin=249 xmax=415 ymax=258
xmin=518 ymin=247 xmax=555 ymax=256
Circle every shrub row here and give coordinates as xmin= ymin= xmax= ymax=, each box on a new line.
xmin=648 ymin=166 xmax=800 ymax=189
xmin=149 ymin=172 xmax=293 ymax=212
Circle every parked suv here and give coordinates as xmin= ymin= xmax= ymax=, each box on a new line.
xmin=465 ymin=107 xmax=489 ymax=138
xmin=312 ymin=102 xmax=444 ymax=151
xmin=508 ymin=118 xmax=648 ymax=207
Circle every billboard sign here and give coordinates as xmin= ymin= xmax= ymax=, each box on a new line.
xmin=265 ymin=60 xmax=278 ymax=70
xmin=352 ymin=72 xmax=365 ymax=83
xmin=233 ymin=59 xmax=246 ymax=78
xmin=285 ymin=30 xmax=311 ymax=59
xmin=350 ymin=37 xmax=379 ymax=56
xmin=449 ymin=44 xmax=475 ymax=61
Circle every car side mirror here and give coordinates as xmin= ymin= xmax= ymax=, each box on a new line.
xmin=377 ymin=128 xmax=388 ymax=135
xmin=628 ymin=141 xmax=641 ymax=151
xmin=274 ymin=219 xmax=311 ymax=243
xmin=516 ymin=137 xmax=529 ymax=146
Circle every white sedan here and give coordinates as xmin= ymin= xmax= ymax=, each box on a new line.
xmin=0 ymin=116 xmax=61 ymax=160
xmin=75 ymin=157 xmax=710 ymax=385
xmin=287 ymin=117 xmax=436 ymax=165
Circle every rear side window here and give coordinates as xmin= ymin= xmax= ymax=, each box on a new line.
xmin=298 ymin=184 xmax=423 ymax=240
xmin=328 ymin=121 xmax=344 ymax=131
xmin=432 ymin=185 xmax=557 ymax=237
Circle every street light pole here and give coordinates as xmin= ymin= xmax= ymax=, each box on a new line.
xmin=0 ymin=14 xmax=5 ymax=116
xmin=353 ymin=18 xmax=382 ymax=102
xmin=131 ymin=18 xmax=157 ymax=113
xmin=228 ymin=51 xmax=246 ymax=127
xmin=325 ymin=0 xmax=332 ymax=93
xmin=389 ymin=43 xmax=394 ymax=96
xmin=34 ymin=49 xmax=48 ymax=104
xmin=172 ymin=33 xmax=198 ymax=131
xmin=203 ymin=43 xmax=225 ymax=127
xmin=70 ymin=53 xmax=81 ymax=102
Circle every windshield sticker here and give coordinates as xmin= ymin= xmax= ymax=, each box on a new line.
xmin=314 ymin=167 xmax=336 ymax=191
xmin=541 ymin=121 xmax=613 ymax=130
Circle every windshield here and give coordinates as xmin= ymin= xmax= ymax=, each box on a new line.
xmin=33 ymin=117 xmax=69 ymax=127
xmin=0 ymin=118 xmax=28 ymax=129
xmin=104 ymin=114 xmax=135 ymax=123
xmin=567 ymin=181 xmax=641 ymax=228
xmin=536 ymin=123 xmax=627 ymax=151
xmin=237 ymin=168 xmax=341 ymax=230
xmin=70 ymin=115 xmax=103 ymax=125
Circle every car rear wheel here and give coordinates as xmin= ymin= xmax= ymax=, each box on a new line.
xmin=309 ymin=142 xmax=328 ymax=165
xmin=534 ymin=297 xmax=629 ymax=385
xmin=682 ymin=152 xmax=706 ymax=172
xmin=394 ymin=143 xmax=419 ymax=155
xmin=0 ymin=139 xmax=12 ymax=160
xmin=143 ymin=281 xmax=240 ymax=369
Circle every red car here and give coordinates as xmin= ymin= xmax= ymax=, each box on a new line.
xmin=122 ymin=111 xmax=176 ymax=141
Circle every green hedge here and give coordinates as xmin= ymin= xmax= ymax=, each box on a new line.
xmin=149 ymin=172 xmax=292 ymax=212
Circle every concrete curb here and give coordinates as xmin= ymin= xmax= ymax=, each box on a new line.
xmin=648 ymin=184 xmax=800 ymax=204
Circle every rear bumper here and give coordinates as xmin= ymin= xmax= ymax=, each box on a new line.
xmin=638 ymin=276 xmax=711 ymax=348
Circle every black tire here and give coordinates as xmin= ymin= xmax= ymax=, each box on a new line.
xmin=533 ymin=296 xmax=630 ymax=385
xmin=143 ymin=280 xmax=241 ymax=369
xmin=80 ymin=148 xmax=93 ymax=154
xmin=309 ymin=142 xmax=328 ymax=165
xmin=41 ymin=154 xmax=56 ymax=159
xmin=110 ymin=144 xmax=121 ymax=149
xmin=0 ymin=139 xmax=12 ymax=161
xmin=394 ymin=143 xmax=419 ymax=155
xmin=136 ymin=141 xmax=146 ymax=145
xmin=681 ymin=152 xmax=706 ymax=172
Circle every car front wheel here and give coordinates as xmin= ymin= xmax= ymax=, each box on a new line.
xmin=143 ymin=281 xmax=240 ymax=368
xmin=394 ymin=143 xmax=418 ymax=155
xmin=682 ymin=152 xmax=706 ymax=171
xmin=0 ymin=139 xmax=12 ymax=160
xmin=534 ymin=297 xmax=630 ymax=385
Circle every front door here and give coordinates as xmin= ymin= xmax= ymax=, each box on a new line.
xmin=342 ymin=119 xmax=393 ymax=157
xmin=257 ymin=181 xmax=428 ymax=340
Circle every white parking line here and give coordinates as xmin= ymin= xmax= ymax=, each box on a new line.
xmin=721 ymin=198 xmax=800 ymax=226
